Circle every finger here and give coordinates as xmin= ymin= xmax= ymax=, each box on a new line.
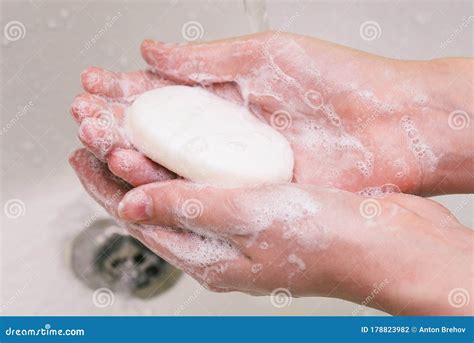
xmin=141 ymin=36 xmax=263 ymax=84
xmin=117 ymin=179 xmax=244 ymax=236
xmin=78 ymin=117 xmax=131 ymax=161
xmin=70 ymin=93 xmax=110 ymax=123
xmin=69 ymin=148 xmax=130 ymax=217
xmin=81 ymin=66 xmax=173 ymax=98
xmin=108 ymin=148 xmax=176 ymax=187
xmin=126 ymin=224 xmax=202 ymax=274
xmin=128 ymin=223 xmax=250 ymax=292
xmin=127 ymin=224 xmax=243 ymax=272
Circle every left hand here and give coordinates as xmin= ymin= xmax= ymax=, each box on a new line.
xmin=73 ymin=32 xmax=473 ymax=195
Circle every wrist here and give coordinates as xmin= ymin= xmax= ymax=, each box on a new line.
xmin=329 ymin=195 xmax=473 ymax=315
xmin=402 ymin=59 xmax=473 ymax=195
xmin=379 ymin=224 xmax=473 ymax=315
xmin=367 ymin=58 xmax=473 ymax=195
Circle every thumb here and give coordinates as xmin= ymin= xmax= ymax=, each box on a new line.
xmin=141 ymin=35 xmax=263 ymax=84
xmin=117 ymin=180 xmax=241 ymax=235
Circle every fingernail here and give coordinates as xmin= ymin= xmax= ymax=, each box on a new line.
xmin=80 ymin=67 xmax=100 ymax=88
xmin=142 ymin=39 xmax=155 ymax=48
xmin=118 ymin=189 xmax=153 ymax=222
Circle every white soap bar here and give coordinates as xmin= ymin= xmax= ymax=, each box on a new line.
xmin=125 ymin=86 xmax=294 ymax=187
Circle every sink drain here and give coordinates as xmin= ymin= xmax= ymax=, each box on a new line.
xmin=69 ymin=219 xmax=181 ymax=298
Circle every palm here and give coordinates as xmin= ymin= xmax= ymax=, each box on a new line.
xmin=252 ymin=90 xmax=412 ymax=193
xmin=139 ymin=34 xmax=421 ymax=193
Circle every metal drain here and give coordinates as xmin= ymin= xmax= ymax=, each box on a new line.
xmin=69 ymin=219 xmax=181 ymax=298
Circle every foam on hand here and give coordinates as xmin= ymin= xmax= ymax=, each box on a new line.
xmin=125 ymin=86 xmax=294 ymax=187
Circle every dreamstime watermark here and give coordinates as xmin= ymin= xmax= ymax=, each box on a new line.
xmin=352 ymin=278 xmax=390 ymax=315
xmin=3 ymin=198 xmax=26 ymax=219
xmin=83 ymin=190 xmax=122 ymax=229
xmin=359 ymin=20 xmax=381 ymax=41
xmin=270 ymin=288 xmax=292 ymax=308
xmin=440 ymin=16 xmax=473 ymax=50
xmin=439 ymin=195 xmax=472 ymax=231
xmin=448 ymin=288 xmax=470 ymax=308
xmin=261 ymin=2 xmax=306 ymax=51
xmin=80 ymin=11 xmax=122 ymax=54
xmin=92 ymin=109 xmax=115 ymax=131
xmin=262 ymin=13 xmax=300 ymax=49
xmin=3 ymin=20 xmax=26 ymax=41
xmin=354 ymin=111 xmax=381 ymax=136
xmin=4 ymin=323 xmax=85 ymax=337
xmin=181 ymin=199 xmax=204 ymax=220
xmin=92 ymin=288 xmax=115 ymax=308
xmin=270 ymin=110 xmax=292 ymax=131
xmin=0 ymin=263 xmax=38 ymax=314
xmin=0 ymin=101 xmax=34 ymax=136
xmin=174 ymin=283 xmax=207 ymax=315
xmin=181 ymin=21 xmax=204 ymax=41
xmin=448 ymin=110 xmax=470 ymax=130
xmin=359 ymin=198 xmax=381 ymax=219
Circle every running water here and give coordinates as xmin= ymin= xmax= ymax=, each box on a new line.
xmin=244 ymin=0 xmax=269 ymax=32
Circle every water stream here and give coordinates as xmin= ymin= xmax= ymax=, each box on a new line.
xmin=244 ymin=0 xmax=269 ymax=32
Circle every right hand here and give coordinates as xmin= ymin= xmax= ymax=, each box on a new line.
xmin=70 ymin=148 xmax=474 ymax=315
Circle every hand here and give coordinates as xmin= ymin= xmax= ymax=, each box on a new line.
xmin=141 ymin=32 xmax=473 ymax=195
xmin=70 ymin=148 xmax=473 ymax=315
